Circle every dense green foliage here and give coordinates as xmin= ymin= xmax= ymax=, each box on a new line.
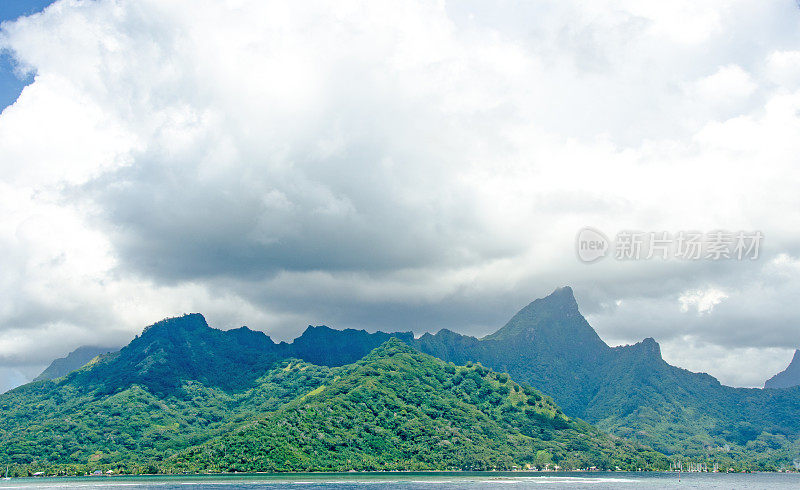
xmin=174 ymin=340 xmax=667 ymax=472
xmin=276 ymin=287 xmax=800 ymax=470
xmin=0 ymin=357 xmax=332 ymax=476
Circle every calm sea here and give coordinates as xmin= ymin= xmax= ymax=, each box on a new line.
xmin=1 ymin=472 xmax=799 ymax=489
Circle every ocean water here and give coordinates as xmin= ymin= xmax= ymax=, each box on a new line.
xmin=0 ymin=472 xmax=799 ymax=489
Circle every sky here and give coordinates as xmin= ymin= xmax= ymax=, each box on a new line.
xmin=0 ymin=1 xmax=53 ymax=109
xmin=1 ymin=0 xmax=800 ymax=392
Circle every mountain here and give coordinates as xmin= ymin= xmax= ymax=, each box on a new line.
xmin=34 ymin=345 xmax=119 ymax=381
xmin=417 ymin=286 xmax=609 ymax=416
xmin=765 ymin=350 xmax=800 ymax=389
xmin=175 ymin=339 xmax=666 ymax=472
xmin=5 ymin=287 xmax=800 ymax=474
xmin=413 ymin=289 xmax=800 ymax=468
xmin=0 ymin=319 xmax=665 ymax=476
xmin=0 ymin=315 xmax=335 ymax=476
xmin=0 ymin=357 xmax=334 ymax=476
xmin=483 ymin=286 xmax=606 ymax=352
xmin=291 ymin=287 xmax=800 ymax=469
xmin=31 ymin=318 xmax=410 ymax=392
xmin=67 ymin=314 xmax=286 ymax=395
xmin=287 ymin=325 xmax=414 ymax=366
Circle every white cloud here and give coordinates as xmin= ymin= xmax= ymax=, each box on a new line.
xmin=688 ymin=64 xmax=757 ymax=104
xmin=679 ymin=288 xmax=729 ymax=314
xmin=0 ymin=0 xmax=799 ymax=389
xmin=765 ymin=50 xmax=800 ymax=89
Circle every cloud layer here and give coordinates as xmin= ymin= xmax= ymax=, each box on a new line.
xmin=1 ymin=0 xmax=800 ymax=389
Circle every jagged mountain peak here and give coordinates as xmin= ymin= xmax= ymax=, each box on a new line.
xmin=504 ymin=286 xmax=580 ymax=317
xmin=299 ymin=324 xmax=333 ymax=334
xmin=638 ymin=337 xmax=662 ymax=357
xmin=226 ymin=325 xmax=274 ymax=345
xmin=482 ymin=287 xmax=607 ymax=353
xmin=543 ymin=285 xmax=579 ymax=308
xmin=608 ymin=337 xmax=665 ymax=368
xmin=765 ymin=349 xmax=800 ymax=389
xmin=140 ymin=312 xmax=209 ymax=336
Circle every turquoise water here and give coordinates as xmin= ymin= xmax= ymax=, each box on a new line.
xmin=1 ymin=472 xmax=799 ymax=489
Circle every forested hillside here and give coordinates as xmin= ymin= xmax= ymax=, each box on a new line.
xmin=174 ymin=340 xmax=666 ymax=472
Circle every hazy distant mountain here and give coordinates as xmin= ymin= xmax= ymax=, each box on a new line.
xmin=765 ymin=350 xmax=800 ymax=389
xmin=34 ymin=345 xmax=119 ymax=381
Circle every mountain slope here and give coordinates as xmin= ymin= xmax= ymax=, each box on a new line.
xmin=67 ymin=314 xmax=286 ymax=395
xmin=175 ymin=339 xmax=667 ymax=472
xmin=0 ymin=356 xmax=334 ymax=476
xmin=31 ymin=318 xmax=411 ymax=392
xmin=483 ymin=286 xmax=607 ymax=353
xmin=765 ymin=350 xmax=800 ymax=389
xmin=34 ymin=345 xmax=119 ymax=381
xmin=416 ymin=287 xmax=608 ymax=416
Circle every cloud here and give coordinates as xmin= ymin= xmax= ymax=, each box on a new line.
xmin=765 ymin=50 xmax=800 ymax=89
xmin=679 ymin=288 xmax=729 ymax=314
xmin=1 ymin=0 xmax=800 ymax=389
xmin=687 ymin=64 xmax=757 ymax=111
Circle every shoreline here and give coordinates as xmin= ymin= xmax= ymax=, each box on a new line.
xmin=7 ymin=469 xmax=800 ymax=479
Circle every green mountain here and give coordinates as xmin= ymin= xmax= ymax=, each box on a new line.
xmin=174 ymin=339 xmax=666 ymax=472
xmin=283 ymin=287 xmax=800 ymax=469
xmin=0 ymin=358 xmax=335 ymax=476
xmin=4 ymin=286 xmax=800 ymax=474
xmin=287 ymin=325 xmax=414 ymax=366
xmin=0 ymin=316 xmax=664 ymax=476
xmin=418 ymin=287 xmax=609 ymax=416
xmin=67 ymin=314 xmax=287 ymax=395
xmin=34 ymin=345 xmax=119 ymax=382
xmin=413 ymin=288 xmax=800 ymax=469
xmin=0 ymin=314 xmax=332 ymax=476
xmin=765 ymin=350 xmax=800 ymax=389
